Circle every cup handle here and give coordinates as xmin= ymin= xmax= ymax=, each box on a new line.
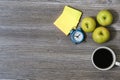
xmin=115 ymin=61 xmax=120 ymax=66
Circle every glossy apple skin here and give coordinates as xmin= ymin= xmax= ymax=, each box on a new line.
xmin=92 ymin=27 xmax=110 ymax=44
xmin=97 ymin=10 xmax=113 ymax=26
xmin=81 ymin=17 xmax=96 ymax=32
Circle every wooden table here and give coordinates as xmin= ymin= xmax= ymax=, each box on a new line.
xmin=0 ymin=0 xmax=120 ymax=80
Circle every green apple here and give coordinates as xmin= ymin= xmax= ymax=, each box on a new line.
xmin=81 ymin=17 xmax=96 ymax=32
xmin=97 ymin=10 xmax=113 ymax=26
xmin=92 ymin=27 xmax=110 ymax=44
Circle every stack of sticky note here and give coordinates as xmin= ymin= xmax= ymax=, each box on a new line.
xmin=54 ymin=6 xmax=82 ymax=36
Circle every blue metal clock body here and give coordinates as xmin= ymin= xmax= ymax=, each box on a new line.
xmin=70 ymin=28 xmax=84 ymax=44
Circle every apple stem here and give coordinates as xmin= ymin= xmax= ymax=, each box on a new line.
xmin=103 ymin=16 xmax=106 ymax=20
xmin=100 ymin=32 xmax=103 ymax=35
xmin=85 ymin=23 xmax=89 ymax=28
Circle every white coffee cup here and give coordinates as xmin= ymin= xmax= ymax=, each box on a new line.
xmin=91 ymin=46 xmax=120 ymax=71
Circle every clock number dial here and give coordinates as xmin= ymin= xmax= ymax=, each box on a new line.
xmin=74 ymin=31 xmax=83 ymax=41
xmin=70 ymin=29 xmax=84 ymax=44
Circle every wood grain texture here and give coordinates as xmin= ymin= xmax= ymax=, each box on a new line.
xmin=0 ymin=0 xmax=120 ymax=80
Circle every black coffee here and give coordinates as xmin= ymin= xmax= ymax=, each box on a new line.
xmin=93 ymin=48 xmax=113 ymax=69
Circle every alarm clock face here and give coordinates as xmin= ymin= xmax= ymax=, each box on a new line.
xmin=74 ymin=31 xmax=84 ymax=42
xmin=70 ymin=28 xmax=84 ymax=44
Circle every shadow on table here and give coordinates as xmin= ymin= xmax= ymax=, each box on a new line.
xmin=109 ymin=9 xmax=119 ymax=24
xmin=108 ymin=45 xmax=120 ymax=61
xmin=107 ymin=9 xmax=119 ymax=41
xmin=108 ymin=26 xmax=117 ymax=41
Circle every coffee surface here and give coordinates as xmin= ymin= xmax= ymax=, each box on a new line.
xmin=93 ymin=48 xmax=113 ymax=69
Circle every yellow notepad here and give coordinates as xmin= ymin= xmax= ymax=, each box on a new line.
xmin=54 ymin=6 xmax=82 ymax=36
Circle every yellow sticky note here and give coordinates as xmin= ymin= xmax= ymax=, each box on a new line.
xmin=54 ymin=6 xmax=82 ymax=36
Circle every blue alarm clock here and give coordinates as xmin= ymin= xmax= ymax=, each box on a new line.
xmin=70 ymin=28 xmax=85 ymax=44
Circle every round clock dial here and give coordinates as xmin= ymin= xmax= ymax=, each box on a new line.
xmin=70 ymin=28 xmax=84 ymax=44
xmin=74 ymin=31 xmax=83 ymax=42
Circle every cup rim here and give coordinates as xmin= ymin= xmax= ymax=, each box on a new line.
xmin=91 ymin=46 xmax=116 ymax=71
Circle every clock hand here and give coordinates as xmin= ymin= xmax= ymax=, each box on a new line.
xmin=75 ymin=34 xmax=81 ymax=38
xmin=78 ymin=34 xmax=81 ymax=37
